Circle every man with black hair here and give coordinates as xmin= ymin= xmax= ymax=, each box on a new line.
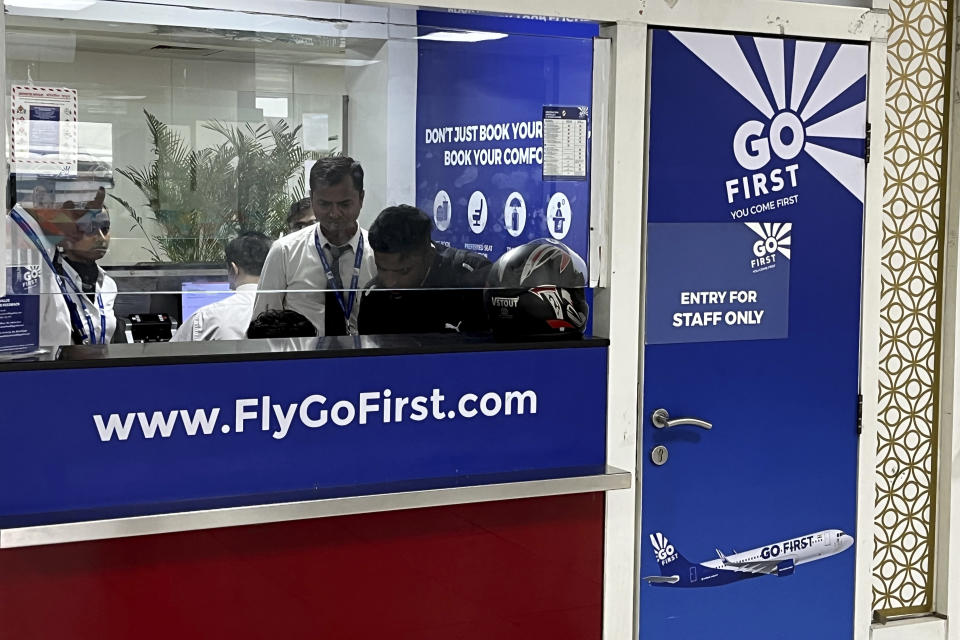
xmin=246 ymin=309 xmax=318 ymax=339
xmin=171 ymin=232 xmax=273 ymax=341
xmin=358 ymin=205 xmax=491 ymax=335
xmin=253 ymin=156 xmax=377 ymax=336
xmin=285 ymin=197 xmax=315 ymax=234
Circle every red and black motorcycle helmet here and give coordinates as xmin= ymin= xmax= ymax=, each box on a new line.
xmin=484 ymin=238 xmax=589 ymax=338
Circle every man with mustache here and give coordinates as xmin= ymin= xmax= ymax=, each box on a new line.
xmin=254 ymin=156 xmax=377 ymax=335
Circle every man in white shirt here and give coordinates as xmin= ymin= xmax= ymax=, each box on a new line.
xmin=171 ymin=232 xmax=273 ymax=342
xmin=285 ymin=197 xmax=315 ymax=234
xmin=253 ymin=156 xmax=376 ymax=335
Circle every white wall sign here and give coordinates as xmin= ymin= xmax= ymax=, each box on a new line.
xmin=11 ymin=85 xmax=78 ymax=178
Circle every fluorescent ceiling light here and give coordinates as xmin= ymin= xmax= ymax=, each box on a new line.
xmin=303 ymin=58 xmax=379 ymax=67
xmin=417 ymin=30 xmax=508 ymax=43
xmin=5 ymin=0 xmax=95 ymax=9
xmin=101 ymin=95 xmax=146 ymax=101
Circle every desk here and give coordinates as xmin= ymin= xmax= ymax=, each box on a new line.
xmin=0 ymin=336 xmax=623 ymax=639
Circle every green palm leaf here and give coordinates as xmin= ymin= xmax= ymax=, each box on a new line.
xmin=115 ymin=110 xmax=327 ymax=262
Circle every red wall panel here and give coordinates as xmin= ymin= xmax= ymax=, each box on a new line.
xmin=0 ymin=493 xmax=604 ymax=639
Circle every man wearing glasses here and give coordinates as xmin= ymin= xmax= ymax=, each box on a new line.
xmin=285 ymin=197 xmax=315 ymax=234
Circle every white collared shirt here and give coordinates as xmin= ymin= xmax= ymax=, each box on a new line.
xmin=59 ymin=258 xmax=119 ymax=344
xmin=252 ymin=225 xmax=376 ymax=335
xmin=170 ymin=283 xmax=258 ymax=342
xmin=7 ymin=207 xmax=116 ymax=346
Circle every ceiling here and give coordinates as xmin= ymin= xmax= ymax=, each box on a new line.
xmin=6 ymin=15 xmax=389 ymax=65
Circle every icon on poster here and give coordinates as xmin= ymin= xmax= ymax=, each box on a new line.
xmin=433 ymin=190 xmax=452 ymax=231
xmin=547 ymin=192 xmax=571 ymax=240
xmin=468 ymin=190 xmax=488 ymax=234
xmin=504 ymin=192 xmax=527 ymax=237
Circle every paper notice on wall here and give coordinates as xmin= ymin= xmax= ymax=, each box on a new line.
xmin=542 ymin=105 xmax=588 ymax=181
xmin=11 ymin=85 xmax=78 ymax=177
xmin=302 ymin=113 xmax=330 ymax=151
xmin=10 ymin=85 xmax=77 ymax=177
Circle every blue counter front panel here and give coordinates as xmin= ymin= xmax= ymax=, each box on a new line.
xmin=0 ymin=347 xmax=607 ymax=518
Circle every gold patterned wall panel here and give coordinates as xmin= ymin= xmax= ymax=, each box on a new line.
xmin=875 ymin=0 xmax=950 ymax=617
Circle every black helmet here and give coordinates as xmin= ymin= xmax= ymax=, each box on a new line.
xmin=485 ymin=238 xmax=589 ymax=338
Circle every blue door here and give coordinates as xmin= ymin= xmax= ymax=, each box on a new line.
xmin=639 ymin=30 xmax=867 ymax=639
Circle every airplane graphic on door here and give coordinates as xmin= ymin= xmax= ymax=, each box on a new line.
xmin=643 ymin=530 xmax=854 ymax=588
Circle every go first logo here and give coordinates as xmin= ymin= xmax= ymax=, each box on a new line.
xmin=651 ymin=532 xmax=678 ymax=566
xmin=746 ymin=222 xmax=792 ymax=271
xmin=726 ymin=111 xmax=802 ymax=205
xmin=666 ymin=31 xmax=868 ymax=205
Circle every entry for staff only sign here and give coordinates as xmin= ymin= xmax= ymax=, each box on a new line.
xmin=645 ymin=222 xmax=791 ymax=345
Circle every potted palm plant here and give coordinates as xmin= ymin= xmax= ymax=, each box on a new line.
xmin=112 ymin=110 xmax=320 ymax=263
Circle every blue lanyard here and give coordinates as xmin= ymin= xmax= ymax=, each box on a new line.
xmin=314 ymin=229 xmax=364 ymax=324
xmin=59 ymin=260 xmax=106 ymax=345
xmin=9 ymin=205 xmax=106 ymax=344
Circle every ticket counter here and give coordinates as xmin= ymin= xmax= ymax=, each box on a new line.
xmin=0 ymin=337 xmax=622 ymax=638
xmin=0 ymin=3 xmax=622 ymax=637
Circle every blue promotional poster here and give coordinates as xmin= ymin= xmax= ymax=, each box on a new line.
xmin=0 ymin=265 xmax=41 ymax=355
xmin=640 ymin=30 xmax=866 ymax=640
xmin=415 ymin=11 xmax=594 ymax=264
xmin=0 ymin=346 xmax=606 ymax=523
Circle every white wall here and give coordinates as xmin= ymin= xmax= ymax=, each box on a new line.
xmin=785 ymin=0 xmax=872 ymax=5
xmin=345 ymin=37 xmax=417 ymax=229
xmin=6 ymin=49 xmax=347 ymax=264
xmin=920 ymin=8 xmax=960 ymax=639
xmin=938 ymin=18 xmax=960 ymax=635
xmin=943 ymin=385 xmax=959 ymax=640
xmin=871 ymin=618 xmax=948 ymax=640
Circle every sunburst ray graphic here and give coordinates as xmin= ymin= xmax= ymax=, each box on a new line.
xmin=800 ymin=45 xmax=867 ymax=122
xmin=653 ymin=532 xmax=667 ymax=552
xmin=668 ymin=31 xmax=867 ymax=203
xmin=670 ymin=31 xmax=775 ymax=119
xmin=791 ymin=41 xmax=825 ymax=112
xmin=755 ymin=38 xmax=786 ymax=111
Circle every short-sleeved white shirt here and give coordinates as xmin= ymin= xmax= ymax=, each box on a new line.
xmin=170 ymin=283 xmax=258 ymax=342
xmin=252 ymin=225 xmax=376 ymax=335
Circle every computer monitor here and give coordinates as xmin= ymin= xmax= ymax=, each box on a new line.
xmin=180 ymin=281 xmax=232 ymax=320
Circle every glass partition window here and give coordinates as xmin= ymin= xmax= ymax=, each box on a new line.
xmin=0 ymin=2 xmax=601 ymax=357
